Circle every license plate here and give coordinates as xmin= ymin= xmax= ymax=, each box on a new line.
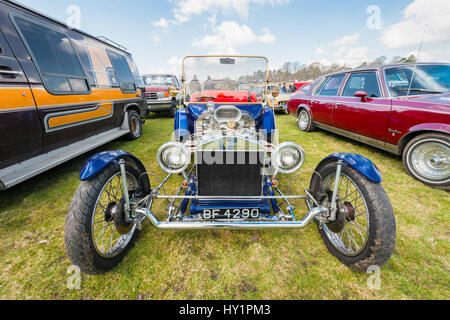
xmin=202 ymin=209 xmax=261 ymax=219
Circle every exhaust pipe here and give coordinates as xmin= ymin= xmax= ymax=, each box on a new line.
xmin=135 ymin=207 xmax=326 ymax=230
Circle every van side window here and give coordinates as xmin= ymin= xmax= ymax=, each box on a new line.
xmin=87 ymin=44 xmax=117 ymax=87
xmin=126 ymin=56 xmax=144 ymax=88
xmin=14 ymin=17 xmax=89 ymax=94
xmin=107 ymin=50 xmax=136 ymax=93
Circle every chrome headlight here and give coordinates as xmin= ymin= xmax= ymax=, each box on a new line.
xmin=157 ymin=142 xmax=191 ymax=174
xmin=214 ymin=105 xmax=242 ymax=123
xmin=271 ymin=142 xmax=305 ymax=174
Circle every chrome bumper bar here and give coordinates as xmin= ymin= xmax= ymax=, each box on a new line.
xmin=135 ymin=206 xmax=327 ymax=230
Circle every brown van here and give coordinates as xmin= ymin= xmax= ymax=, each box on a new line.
xmin=0 ymin=0 xmax=147 ymax=190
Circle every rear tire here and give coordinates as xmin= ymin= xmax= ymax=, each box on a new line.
xmin=297 ymin=109 xmax=315 ymax=132
xmin=403 ymin=133 xmax=450 ymax=190
xmin=310 ymin=162 xmax=396 ymax=272
xmin=127 ymin=110 xmax=143 ymax=140
xmin=65 ymin=163 xmax=142 ymax=275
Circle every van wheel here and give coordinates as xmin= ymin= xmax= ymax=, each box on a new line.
xmin=169 ymin=100 xmax=177 ymax=118
xmin=403 ymin=133 xmax=450 ymax=190
xmin=127 ymin=110 xmax=142 ymax=140
xmin=298 ymin=109 xmax=315 ymax=132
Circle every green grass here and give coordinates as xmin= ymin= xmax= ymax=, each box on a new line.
xmin=0 ymin=113 xmax=449 ymax=300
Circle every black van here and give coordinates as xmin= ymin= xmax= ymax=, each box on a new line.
xmin=0 ymin=0 xmax=147 ymax=190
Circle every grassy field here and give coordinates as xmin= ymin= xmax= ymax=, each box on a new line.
xmin=0 ymin=113 xmax=448 ymax=300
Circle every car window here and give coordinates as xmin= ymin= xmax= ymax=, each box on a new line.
xmin=143 ymin=75 xmax=173 ymax=86
xmin=87 ymin=44 xmax=118 ymax=87
xmin=300 ymin=85 xmax=311 ymax=94
xmin=318 ymin=75 xmax=346 ymax=96
xmin=385 ymin=65 xmax=450 ymax=96
xmin=107 ymin=50 xmax=136 ymax=92
xmin=343 ymin=72 xmax=381 ymax=98
xmin=14 ymin=17 xmax=89 ymax=94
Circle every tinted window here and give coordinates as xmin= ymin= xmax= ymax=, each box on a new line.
xmin=343 ymin=72 xmax=381 ymax=98
xmin=15 ymin=17 xmax=89 ymax=94
xmin=107 ymin=50 xmax=136 ymax=92
xmin=318 ymin=75 xmax=345 ymax=96
xmin=385 ymin=65 xmax=450 ymax=97
xmin=87 ymin=44 xmax=118 ymax=87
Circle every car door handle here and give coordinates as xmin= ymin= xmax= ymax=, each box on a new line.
xmin=335 ymin=103 xmax=343 ymax=107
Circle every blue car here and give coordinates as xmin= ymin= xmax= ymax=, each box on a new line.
xmin=65 ymin=55 xmax=396 ymax=275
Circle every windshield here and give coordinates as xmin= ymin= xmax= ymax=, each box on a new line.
xmin=143 ymin=75 xmax=173 ymax=86
xmin=268 ymin=85 xmax=287 ymax=94
xmin=384 ymin=65 xmax=450 ymax=97
xmin=183 ymin=56 xmax=268 ymax=103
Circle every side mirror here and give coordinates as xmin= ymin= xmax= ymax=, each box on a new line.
xmin=168 ymin=86 xmax=179 ymax=98
xmin=272 ymin=87 xmax=280 ymax=98
xmin=354 ymin=91 xmax=368 ymax=102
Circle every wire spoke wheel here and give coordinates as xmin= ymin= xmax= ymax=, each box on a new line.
xmin=321 ymin=173 xmax=370 ymax=257
xmin=91 ymin=172 xmax=138 ymax=258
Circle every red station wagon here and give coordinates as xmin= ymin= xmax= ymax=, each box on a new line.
xmin=287 ymin=63 xmax=450 ymax=189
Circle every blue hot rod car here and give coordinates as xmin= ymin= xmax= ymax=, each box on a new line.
xmin=65 ymin=56 xmax=396 ymax=275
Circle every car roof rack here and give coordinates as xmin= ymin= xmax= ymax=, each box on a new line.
xmin=97 ymin=36 xmax=128 ymax=52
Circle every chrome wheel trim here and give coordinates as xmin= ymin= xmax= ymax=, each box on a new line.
xmin=321 ymin=173 xmax=370 ymax=257
xmin=91 ymin=172 xmax=138 ymax=258
xmin=410 ymin=141 xmax=450 ymax=182
xmin=298 ymin=110 xmax=309 ymax=131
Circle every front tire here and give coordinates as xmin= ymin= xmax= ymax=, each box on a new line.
xmin=127 ymin=110 xmax=143 ymax=140
xmin=310 ymin=162 xmax=396 ymax=272
xmin=64 ymin=163 xmax=142 ymax=275
xmin=403 ymin=133 xmax=450 ymax=190
xmin=297 ymin=109 xmax=315 ymax=132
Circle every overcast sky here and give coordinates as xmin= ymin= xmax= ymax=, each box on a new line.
xmin=16 ymin=0 xmax=450 ymax=76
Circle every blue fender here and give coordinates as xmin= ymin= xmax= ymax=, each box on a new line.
xmin=79 ymin=151 xmax=151 ymax=191
xmin=262 ymin=107 xmax=276 ymax=141
xmin=175 ymin=109 xmax=190 ymax=142
xmin=315 ymin=153 xmax=382 ymax=183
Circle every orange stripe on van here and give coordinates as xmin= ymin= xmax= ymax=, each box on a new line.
xmin=32 ymin=88 xmax=138 ymax=108
xmin=47 ymin=102 xmax=113 ymax=129
xmin=0 ymin=87 xmax=36 ymax=111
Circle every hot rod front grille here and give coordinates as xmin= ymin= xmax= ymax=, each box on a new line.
xmin=196 ymin=150 xmax=265 ymax=197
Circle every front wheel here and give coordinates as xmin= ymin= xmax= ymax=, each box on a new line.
xmin=310 ymin=162 xmax=396 ymax=272
xmin=403 ymin=133 xmax=450 ymax=190
xmin=127 ymin=110 xmax=143 ymax=140
xmin=65 ymin=163 xmax=142 ymax=275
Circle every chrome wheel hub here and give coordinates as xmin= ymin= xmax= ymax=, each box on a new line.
xmin=91 ymin=172 xmax=138 ymax=258
xmin=411 ymin=142 xmax=450 ymax=181
xmin=321 ymin=174 xmax=370 ymax=257
xmin=298 ymin=111 xmax=309 ymax=130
